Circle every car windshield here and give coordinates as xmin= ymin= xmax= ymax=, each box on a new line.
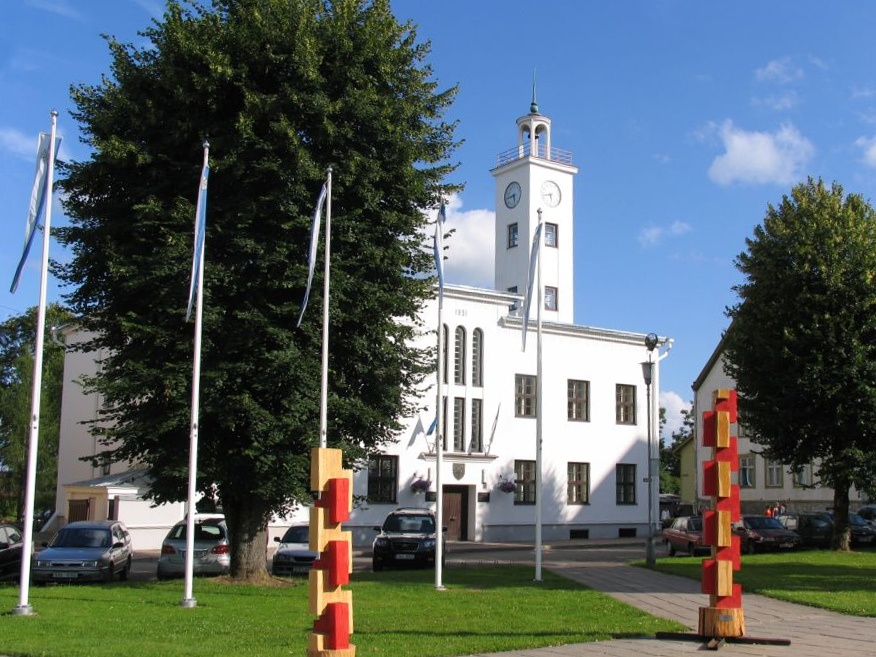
xmin=383 ymin=514 xmax=434 ymax=533
xmin=849 ymin=514 xmax=868 ymax=526
xmin=745 ymin=517 xmax=784 ymax=530
xmin=281 ymin=526 xmax=309 ymax=543
xmin=688 ymin=517 xmax=703 ymax=531
xmin=51 ymin=528 xmax=111 ymax=548
xmin=167 ymin=522 xmax=225 ymax=541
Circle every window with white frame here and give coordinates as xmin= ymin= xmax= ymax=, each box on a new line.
xmin=544 ymin=222 xmax=558 ymax=247
xmin=615 ymin=463 xmax=636 ymax=504
xmin=453 ymin=397 xmax=465 ymax=452
xmin=567 ymin=379 xmax=590 ymax=421
xmin=739 ymin=455 xmax=755 ymax=488
xmin=508 ymin=223 xmax=519 ymax=248
xmin=615 ymin=384 xmax=636 ymax=424
xmin=367 ymin=455 xmax=398 ymax=503
xmin=515 ymin=374 xmax=537 ymax=417
xmin=544 ymin=286 xmax=558 ymax=311
xmin=793 ymin=463 xmax=814 ymax=487
xmin=454 ymin=326 xmax=466 ymax=384
xmin=765 ymin=459 xmax=783 ymax=488
xmin=568 ymin=462 xmax=590 ymax=504
xmin=471 ymin=328 xmax=483 ymax=387
xmin=514 ymin=459 xmax=537 ymax=504
xmin=470 ymin=398 xmax=483 ymax=452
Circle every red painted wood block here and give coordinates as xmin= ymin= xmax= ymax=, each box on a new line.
xmin=714 ymin=486 xmax=741 ymax=522
xmin=714 ymin=389 xmax=738 ymax=424
xmin=701 ymin=558 xmax=717 ymax=594
xmin=715 ymin=438 xmax=738 ymax=471
xmin=314 ymin=477 xmax=351 ymax=524
xmin=703 ymin=510 xmax=717 ymax=544
xmin=715 ymin=539 xmax=740 ymax=571
xmin=313 ymin=540 xmax=351 ymax=587
xmin=702 ymin=411 xmax=716 ymax=448
xmin=702 ymin=461 xmax=716 ymax=496
xmin=313 ymin=602 xmax=350 ymax=650
xmin=714 ymin=584 xmax=743 ymax=610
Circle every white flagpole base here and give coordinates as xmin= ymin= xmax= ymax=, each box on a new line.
xmin=11 ymin=604 xmax=35 ymax=616
xmin=180 ymin=598 xmax=197 ymax=608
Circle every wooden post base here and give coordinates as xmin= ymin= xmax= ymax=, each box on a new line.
xmin=306 ymin=646 xmax=356 ymax=657
xmin=698 ymin=606 xmax=745 ymax=638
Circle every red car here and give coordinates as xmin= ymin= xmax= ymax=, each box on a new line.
xmin=662 ymin=516 xmax=709 ymax=556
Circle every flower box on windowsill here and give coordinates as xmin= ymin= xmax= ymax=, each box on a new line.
xmin=497 ymin=481 xmax=517 ymax=494
xmin=410 ymin=479 xmax=431 ymax=494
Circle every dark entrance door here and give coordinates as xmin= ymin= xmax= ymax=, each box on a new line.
xmin=442 ymin=485 xmax=469 ymax=541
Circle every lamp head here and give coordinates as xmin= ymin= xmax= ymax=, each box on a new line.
xmin=644 ymin=333 xmax=659 ymax=351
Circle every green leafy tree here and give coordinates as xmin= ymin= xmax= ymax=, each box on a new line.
xmin=658 ymin=406 xmax=691 ymax=496
xmin=0 ymin=304 xmax=74 ymax=520
xmin=724 ymin=178 xmax=876 ymax=550
xmin=55 ymin=0 xmax=458 ymax=578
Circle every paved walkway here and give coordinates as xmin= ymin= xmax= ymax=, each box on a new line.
xmin=451 ymin=542 xmax=876 ymax=657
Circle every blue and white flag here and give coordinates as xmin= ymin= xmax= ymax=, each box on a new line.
xmin=521 ymin=222 xmax=544 ymax=350
xmin=297 ymin=182 xmax=327 ymax=328
xmin=426 ymin=414 xmax=438 ymax=436
xmin=186 ymin=146 xmax=210 ymax=321
xmin=432 ymin=202 xmax=446 ymax=302
xmin=10 ymin=132 xmax=61 ymax=294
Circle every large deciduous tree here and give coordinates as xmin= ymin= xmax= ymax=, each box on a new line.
xmin=55 ymin=0 xmax=458 ymax=578
xmin=0 ymin=304 xmax=74 ymax=520
xmin=724 ymin=178 xmax=876 ymax=550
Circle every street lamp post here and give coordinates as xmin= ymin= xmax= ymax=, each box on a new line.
xmin=641 ymin=333 xmax=659 ymax=567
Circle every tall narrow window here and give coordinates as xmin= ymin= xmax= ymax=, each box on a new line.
xmin=368 ymin=456 xmax=398 ymax=503
xmin=515 ymin=374 xmax=537 ymax=417
xmin=739 ymin=455 xmax=755 ymax=488
xmin=470 ymin=398 xmax=483 ymax=452
xmin=508 ymin=223 xmax=519 ymax=248
xmin=441 ymin=324 xmax=449 ymax=384
xmin=615 ymin=463 xmax=636 ymax=504
xmin=765 ymin=460 xmax=783 ymax=488
xmin=568 ymin=462 xmax=590 ymax=504
xmin=544 ymin=222 xmax=558 ymax=247
xmin=514 ymin=459 xmax=537 ymax=504
xmin=793 ymin=463 xmax=813 ymax=487
xmin=454 ymin=326 xmax=466 ymax=384
xmin=567 ymin=379 xmax=590 ymax=421
xmin=441 ymin=395 xmax=449 ymax=452
xmin=615 ymin=384 xmax=636 ymax=424
xmin=544 ymin=286 xmax=558 ymax=311
xmin=453 ymin=397 xmax=465 ymax=452
xmin=471 ymin=328 xmax=484 ymax=387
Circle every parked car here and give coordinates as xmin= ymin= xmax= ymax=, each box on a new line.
xmin=819 ymin=512 xmax=876 ymax=547
xmin=855 ymin=505 xmax=876 ymax=525
xmin=156 ymin=516 xmax=230 ymax=579
xmin=31 ymin=520 xmax=133 ymax=583
xmin=662 ymin=516 xmax=709 ymax=556
xmin=272 ymin=524 xmax=318 ymax=576
xmin=776 ymin=513 xmax=833 ymax=548
xmin=0 ymin=523 xmax=23 ymax=581
xmin=372 ymin=508 xmax=445 ymax=571
xmin=733 ymin=515 xmax=801 ymax=554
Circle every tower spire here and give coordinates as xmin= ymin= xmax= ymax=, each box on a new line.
xmin=530 ymin=69 xmax=538 ymax=114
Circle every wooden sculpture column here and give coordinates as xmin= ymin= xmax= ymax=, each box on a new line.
xmin=307 ymin=447 xmax=355 ymax=657
xmin=698 ymin=389 xmax=745 ymax=638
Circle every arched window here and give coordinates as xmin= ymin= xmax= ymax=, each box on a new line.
xmin=454 ymin=326 xmax=466 ymax=384
xmin=471 ymin=328 xmax=484 ymax=387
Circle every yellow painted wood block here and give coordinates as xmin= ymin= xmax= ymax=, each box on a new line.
xmin=308 ymin=569 xmax=354 ymax=629
xmin=716 ymin=510 xmax=731 ymax=547
xmin=311 ymin=447 xmax=344 ymax=492
xmin=716 ymin=558 xmax=733 ymax=596
xmin=716 ymin=411 xmax=730 ymax=448
xmin=717 ymin=461 xmax=731 ymax=498
xmin=307 ymin=633 xmax=356 ymax=657
xmin=713 ymin=389 xmax=731 ymax=403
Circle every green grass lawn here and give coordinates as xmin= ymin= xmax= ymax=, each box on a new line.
xmin=652 ymin=548 xmax=876 ymax=616
xmin=0 ymin=566 xmax=684 ymax=657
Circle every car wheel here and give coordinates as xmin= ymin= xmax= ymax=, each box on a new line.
xmin=668 ymin=543 xmax=677 ymax=557
xmin=372 ymin=560 xmax=383 ymax=572
xmin=119 ymin=558 xmax=131 ymax=581
xmin=687 ymin=542 xmax=696 ymax=556
xmin=105 ymin=562 xmax=115 ymax=582
xmin=746 ymin=541 xmax=757 ymax=555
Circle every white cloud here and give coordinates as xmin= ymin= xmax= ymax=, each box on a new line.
xmin=855 ymin=136 xmax=876 ymax=168
xmin=26 ymin=0 xmax=80 ymax=19
xmin=637 ymin=220 xmax=692 ymax=248
xmin=0 ymin=128 xmax=39 ymax=160
xmin=755 ymin=57 xmax=803 ymax=84
xmin=441 ymin=194 xmax=495 ymax=288
xmin=707 ymin=119 xmax=814 ymax=186
xmin=660 ymin=391 xmax=691 ymax=443
xmin=752 ymin=91 xmax=800 ymax=111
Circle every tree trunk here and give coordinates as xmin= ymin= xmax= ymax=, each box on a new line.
xmin=223 ymin=496 xmax=270 ymax=581
xmin=831 ymin=479 xmax=851 ymax=551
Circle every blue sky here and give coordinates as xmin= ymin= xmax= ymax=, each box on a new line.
xmin=5 ymin=1 xmax=876 ymax=438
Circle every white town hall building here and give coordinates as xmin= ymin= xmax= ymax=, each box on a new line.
xmin=50 ymin=99 xmax=672 ymax=549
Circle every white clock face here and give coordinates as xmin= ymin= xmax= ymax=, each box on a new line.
xmin=504 ymin=181 xmax=521 ymax=208
xmin=541 ymin=181 xmax=561 ymax=207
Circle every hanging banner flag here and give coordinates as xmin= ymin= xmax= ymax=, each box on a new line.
xmin=297 ymin=182 xmax=328 ymax=328
xmin=433 ymin=202 xmax=447 ymax=302
xmin=521 ymin=222 xmax=544 ymax=350
xmin=186 ymin=144 xmax=210 ymax=321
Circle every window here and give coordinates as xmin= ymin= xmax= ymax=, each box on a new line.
xmin=615 ymin=384 xmax=636 ymax=424
xmin=515 ymin=374 xmax=537 ymax=417
xmin=567 ymin=379 xmax=590 ymax=421
xmin=544 ymin=286 xmax=558 ymax=311
xmin=616 ymin=464 xmax=636 ymax=504
xmin=508 ymin=223 xmax=519 ymax=248
xmin=507 ymin=286 xmax=518 ymax=293
xmin=453 ymin=397 xmax=465 ymax=452
xmin=514 ymin=460 xmax=537 ymax=504
xmin=472 ymin=329 xmax=484 ymax=387
xmin=368 ymin=456 xmax=398 ymax=503
xmin=470 ymin=398 xmax=483 ymax=452
xmin=568 ymin=462 xmax=590 ymax=504
xmin=793 ymin=463 xmax=814 ymax=487
xmin=739 ymin=455 xmax=755 ymax=488
xmin=454 ymin=326 xmax=466 ymax=384
xmin=441 ymin=324 xmax=449 ymax=384
xmin=766 ymin=460 xmax=783 ymax=488
xmin=544 ymin=222 xmax=558 ymax=247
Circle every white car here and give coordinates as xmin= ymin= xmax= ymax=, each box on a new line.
xmin=272 ymin=525 xmax=318 ymax=576
xmin=156 ymin=516 xmax=230 ymax=579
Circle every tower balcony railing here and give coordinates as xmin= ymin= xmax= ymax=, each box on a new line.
xmin=496 ymin=143 xmax=573 ymax=168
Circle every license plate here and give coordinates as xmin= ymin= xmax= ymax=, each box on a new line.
xmin=779 ymin=543 xmax=794 ymax=548
xmin=395 ymin=554 xmax=415 ymax=560
xmin=52 ymin=572 xmax=78 ymax=579
xmin=859 ymin=536 xmax=873 ymax=543
xmin=292 ymin=566 xmax=310 ymax=574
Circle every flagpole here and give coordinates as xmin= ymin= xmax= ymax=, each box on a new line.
xmin=13 ymin=110 xmax=58 ymax=616
xmin=434 ymin=203 xmax=446 ymax=590
xmin=534 ymin=208 xmax=543 ymax=583
xmin=182 ymin=141 xmax=209 ymax=608
xmin=319 ymin=167 xmax=332 ymax=449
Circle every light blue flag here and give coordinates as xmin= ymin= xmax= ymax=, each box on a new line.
xmin=297 ymin=183 xmax=328 ymax=328
xmin=426 ymin=415 xmax=438 ymax=436
xmin=432 ymin=202 xmax=446 ymax=302
xmin=186 ymin=149 xmax=210 ymax=321
xmin=521 ymin=222 xmax=544 ymax=351
xmin=10 ymin=132 xmax=61 ymax=294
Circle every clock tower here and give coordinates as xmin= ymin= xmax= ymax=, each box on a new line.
xmin=491 ymin=95 xmax=578 ymax=324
